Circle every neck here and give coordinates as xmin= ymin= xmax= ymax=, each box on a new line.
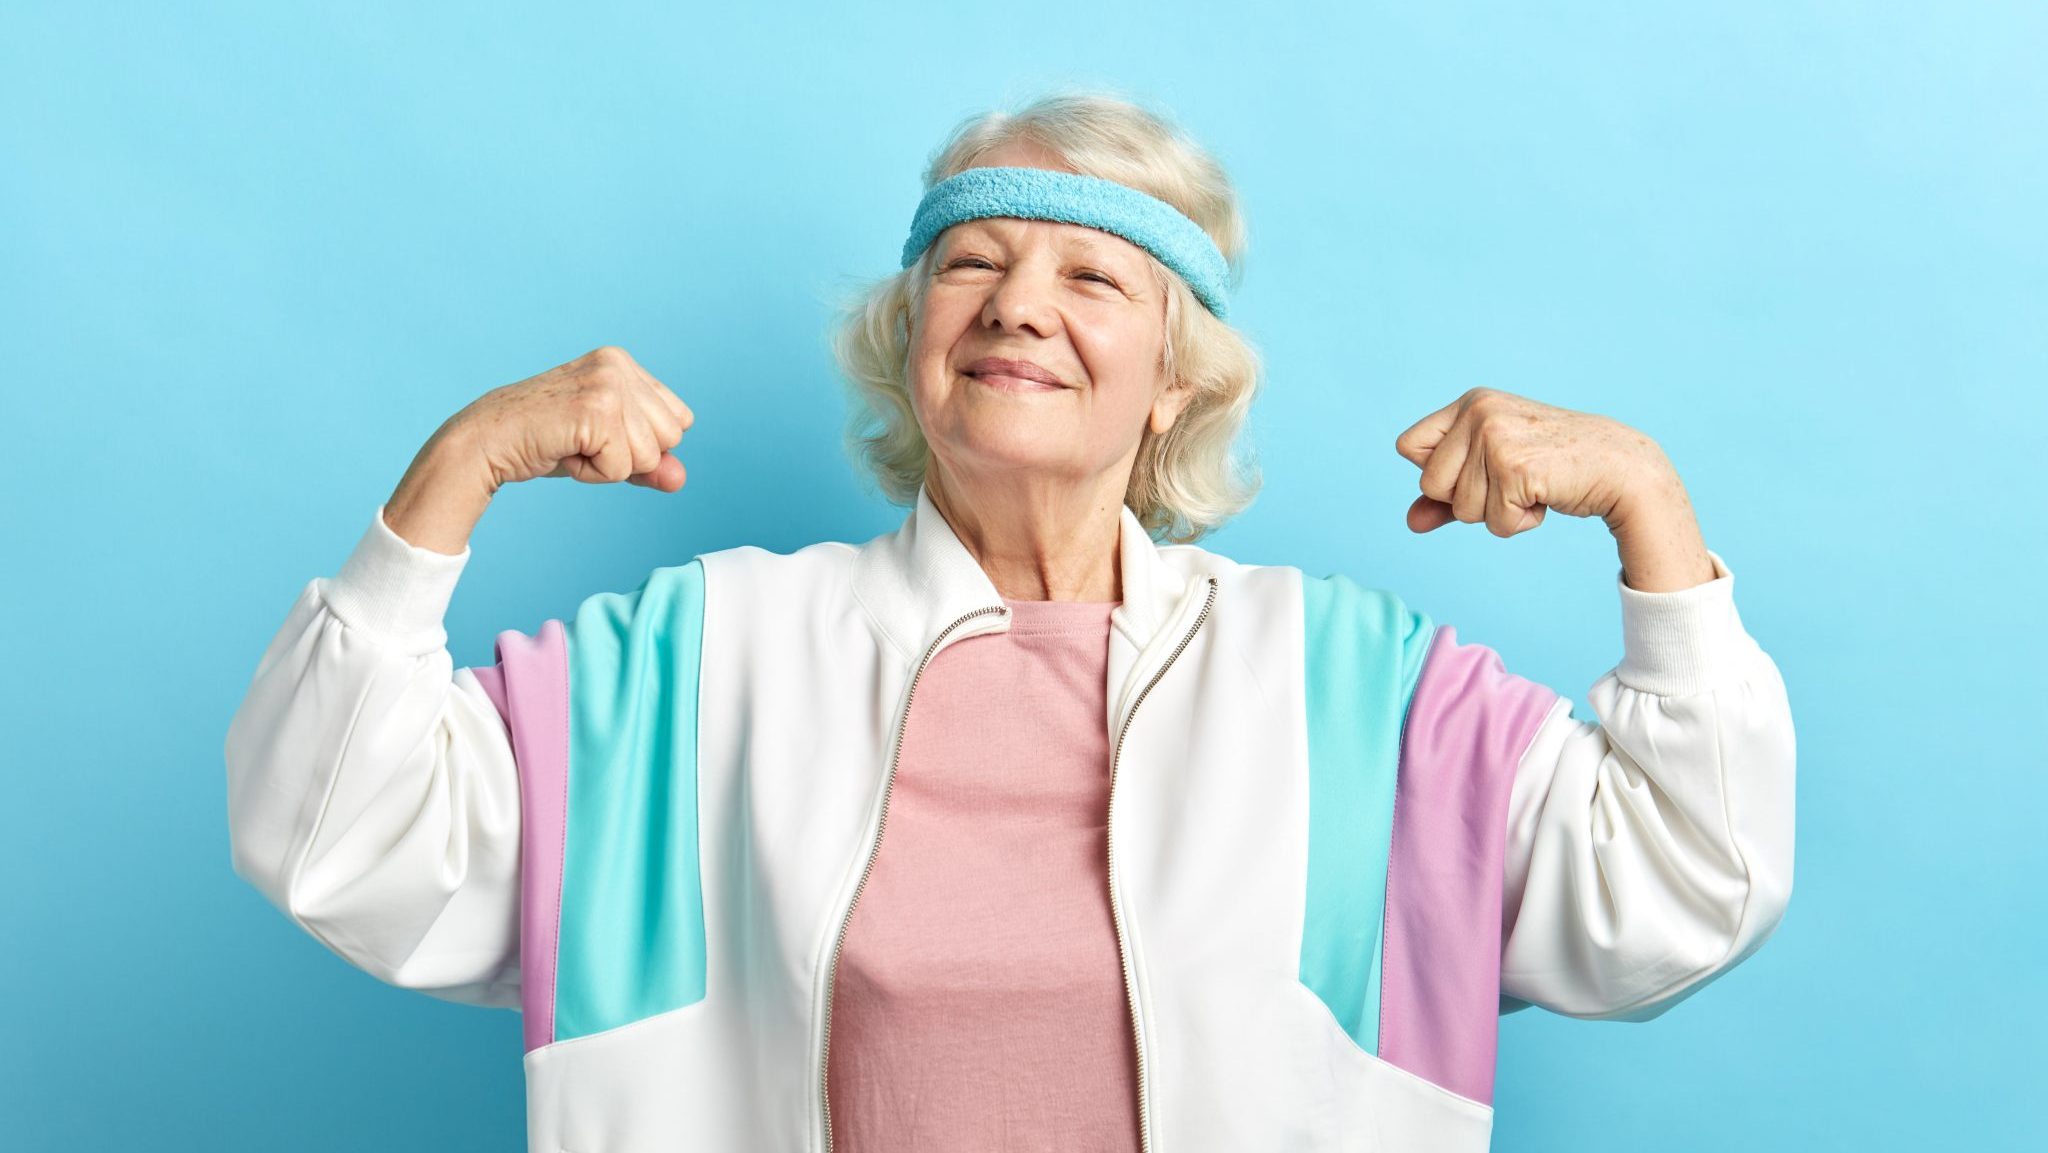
xmin=924 ymin=463 xmax=1126 ymax=602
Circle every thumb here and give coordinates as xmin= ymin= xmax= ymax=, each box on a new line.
xmin=626 ymin=452 xmax=688 ymax=492
xmin=1406 ymin=494 xmax=1455 ymax=533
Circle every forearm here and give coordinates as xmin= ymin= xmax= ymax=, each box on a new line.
xmin=383 ymin=421 xmax=496 ymax=557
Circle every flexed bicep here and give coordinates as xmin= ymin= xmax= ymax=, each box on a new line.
xmin=1497 ymin=552 xmax=1796 ymax=1020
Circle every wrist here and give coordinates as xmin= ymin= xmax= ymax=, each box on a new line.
xmin=1600 ymin=446 xmax=1686 ymax=535
xmin=1601 ymin=455 xmax=1717 ymax=592
xmin=1608 ymin=502 xmax=1715 ymax=593
xmin=421 ymin=417 xmax=501 ymax=496
xmin=384 ymin=422 xmax=496 ymax=556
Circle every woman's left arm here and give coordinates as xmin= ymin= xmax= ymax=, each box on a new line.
xmin=1395 ymin=389 xmax=1797 ymax=1020
xmin=1496 ymin=547 xmax=1796 ymax=1020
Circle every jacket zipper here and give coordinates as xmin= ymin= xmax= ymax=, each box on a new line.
xmin=818 ymin=602 xmax=1010 ymax=1153
xmin=1108 ymin=574 xmax=1217 ymax=1153
xmin=814 ymin=573 xmax=1217 ymax=1153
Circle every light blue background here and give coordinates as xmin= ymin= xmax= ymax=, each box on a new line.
xmin=5 ymin=2 xmax=2040 ymax=1149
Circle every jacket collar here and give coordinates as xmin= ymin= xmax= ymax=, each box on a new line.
xmin=852 ymin=478 xmax=1195 ymax=664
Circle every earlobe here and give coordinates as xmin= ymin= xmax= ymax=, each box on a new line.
xmin=1150 ymin=381 xmax=1194 ymax=436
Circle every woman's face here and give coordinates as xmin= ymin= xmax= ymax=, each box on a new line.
xmin=907 ymin=146 xmax=1190 ymax=501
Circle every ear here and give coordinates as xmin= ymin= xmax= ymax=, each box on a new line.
xmin=1149 ymin=376 xmax=1195 ymax=436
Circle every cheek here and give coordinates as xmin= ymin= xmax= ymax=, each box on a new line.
xmin=905 ymin=304 xmax=949 ymax=393
xmin=1080 ymin=319 xmax=1167 ymax=404
xmin=914 ymin=293 xmax=977 ymax=350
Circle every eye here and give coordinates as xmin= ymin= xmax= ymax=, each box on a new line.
xmin=1077 ymin=270 xmax=1116 ymax=285
xmin=945 ymin=257 xmax=995 ymax=270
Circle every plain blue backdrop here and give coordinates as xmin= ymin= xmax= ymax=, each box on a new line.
xmin=4 ymin=2 xmax=2041 ymax=1149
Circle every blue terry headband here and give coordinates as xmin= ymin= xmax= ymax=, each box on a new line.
xmin=900 ymin=165 xmax=1232 ymax=319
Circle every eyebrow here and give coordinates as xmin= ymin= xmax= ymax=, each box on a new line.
xmin=953 ymin=221 xmax=1126 ymax=261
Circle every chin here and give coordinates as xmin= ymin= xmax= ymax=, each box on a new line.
xmin=950 ymin=436 xmax=1078 ymax=476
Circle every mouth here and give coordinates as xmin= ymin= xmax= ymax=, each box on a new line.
xmin=962 ymin=356 xmax=1068 ymax=391
xmin=966 ymin=371 xmax=1065 ymax=394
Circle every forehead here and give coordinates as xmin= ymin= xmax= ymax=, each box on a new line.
xmin=942 ymin=217 xmax=1144 ymax=263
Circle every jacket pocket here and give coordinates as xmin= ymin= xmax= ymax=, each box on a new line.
xmin=1292 ymin=977 xmax=1496 ymax=1148
xmin=525 ymin=996 xmax=771 ymax=1151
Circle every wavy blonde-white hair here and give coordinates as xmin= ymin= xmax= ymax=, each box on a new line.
xmin=829 ymin=88 xmax=1263 ymax=544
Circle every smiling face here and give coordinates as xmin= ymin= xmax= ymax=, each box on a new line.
xmin=906 ymin=145 xmax=1192 ymax=504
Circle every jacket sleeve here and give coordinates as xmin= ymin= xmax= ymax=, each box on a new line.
xmin=224 ymin=504 xmax=523 ymax=1010
xmin=1495 ymin=548 xmax=1797 ymax=1021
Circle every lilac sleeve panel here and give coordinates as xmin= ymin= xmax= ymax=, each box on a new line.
xmin=469 ymin=619 xmax=573 ymax=1053
xmin=1377 ymin=625 xmax=1559 ymax=1107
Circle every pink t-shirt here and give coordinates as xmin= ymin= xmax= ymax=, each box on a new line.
xmin=827 ymin=595 xmax=1141 ymax=1153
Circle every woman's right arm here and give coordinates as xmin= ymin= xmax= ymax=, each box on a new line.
xmin=223 ymin=346 xmax=694 ymax=1009
xmin=224 ymin=420 xmax=523 ymax=1006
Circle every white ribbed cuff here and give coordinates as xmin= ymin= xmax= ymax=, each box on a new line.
xmin=1614 ymin=548 xmax=1749 ymax=697
xmin=320 ymin=503 xmax=472 ymax=654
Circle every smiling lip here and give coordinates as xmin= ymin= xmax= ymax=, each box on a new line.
xmin=963 ymin=357 xmax=1066 ymax=388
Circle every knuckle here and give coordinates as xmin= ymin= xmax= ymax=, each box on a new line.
xmin=576 ymin=382 xmax=625 ymax=417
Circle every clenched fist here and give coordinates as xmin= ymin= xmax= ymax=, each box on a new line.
xmin=458 ymin=345 xmax=695 ymax=495
xmin=1393 ymin=388 xmax=1671 ymax=538
xmin=377 ymin=346 xmax=696 ymax=556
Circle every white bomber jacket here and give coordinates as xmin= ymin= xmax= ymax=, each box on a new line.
xmin=225 ymin=481 xmax=1796 ymax=1152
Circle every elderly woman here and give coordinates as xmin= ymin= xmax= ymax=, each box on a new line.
xmin=225 ymin=93 xmax=1795 ymax=1153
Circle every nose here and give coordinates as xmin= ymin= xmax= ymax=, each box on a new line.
xmin=979 ymin=263 xmax=1061 ymax=339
